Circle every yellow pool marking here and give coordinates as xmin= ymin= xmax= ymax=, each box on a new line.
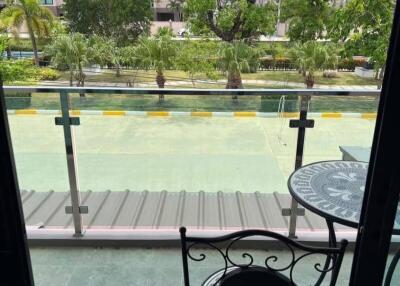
xmin=10 ymin=109 xmax=378 ymax=120
xmin=191 ymin=111 xmax=212 ymax=117
xmin=234 ymin=112 xmax=257 ymax=117
xmin=282 ymin=112 xmax=299 ymax=118
xmin=322 ymin=113 xmax=343 ymax=118
xmin=15 ymin=109 xmax=38 ymax=115
xmin=103 ymin=111 xmax=126 ymax=116
xmin=71 ymin=110 xmax=81 ymax=116
xmin=147 ymin=111 xmax=170 ymax=117
xmin=361 ymin=113 xmax=377 ymax=119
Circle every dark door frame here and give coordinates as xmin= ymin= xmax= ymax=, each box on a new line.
xmin=0 ymin=80 xmax=34 ymax=285
xmin=350 ymin=1 xmax=400 ymax=284
xmin=1 ymin=4 xmax=400 ymax=286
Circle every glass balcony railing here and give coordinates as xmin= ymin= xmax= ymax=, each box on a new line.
xmin=4 ymin=86 xmax=379 ymax=237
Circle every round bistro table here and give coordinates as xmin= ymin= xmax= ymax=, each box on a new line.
xmin=288 ymin=160 xmax=400 ymax=285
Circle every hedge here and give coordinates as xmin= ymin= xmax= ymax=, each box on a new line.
xmin=259 ymin=57 xmax=296 ymax=71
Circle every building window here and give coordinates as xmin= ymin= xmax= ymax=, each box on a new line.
xmin=41 ymin=0 xmax=54 ymax=5
xmin=157 ymin=13 xmax=174 ymax=22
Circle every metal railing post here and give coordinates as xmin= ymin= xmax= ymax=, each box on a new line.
xmin=286 ymin=94 xmax=314 ymax=238
xmin=56 ymin=91 xmax=86 ymax=236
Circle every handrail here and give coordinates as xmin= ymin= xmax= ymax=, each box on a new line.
xmin=3 ymin=86 xmax=381 ymax=96
xmin=5 ymin=85 xmax=381 ymax=237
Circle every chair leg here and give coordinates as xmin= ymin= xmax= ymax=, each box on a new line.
xmin=384 ymin=247 xmax=400 ymax=286
xmin=180 ymin=227 xmax=190 ymax=286
xmin=315 ymin=220 xmax=337 ymax=286
xmin=330 ymin=243 xmax=346 ymax=286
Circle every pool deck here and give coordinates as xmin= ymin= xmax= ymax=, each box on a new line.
xmin=9 ymin=115 xmax=375 ymax=193
xmin=9 ymin=114 xmax=375 ymax=237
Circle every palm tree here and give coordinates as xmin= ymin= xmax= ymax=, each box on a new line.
xmin=0 ymin=0 xmax=54 ymax=66
xmin=218 ymin=42 xmax=258 ymax=99
xmin=289 ymin=41 xmax=338 ymax=88
xmin=167 ymin=0 xmax=184 ymax=21
xmin=135 ymin=35 xmax=177 ymax=101
xmin=88 ymin=36 xmax=123 ymax=77
xmin=45 ymin=33 xmax=89 ymax=96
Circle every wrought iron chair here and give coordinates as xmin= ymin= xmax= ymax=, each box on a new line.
xmin=179 ymin=227 xmax=348 ymax=286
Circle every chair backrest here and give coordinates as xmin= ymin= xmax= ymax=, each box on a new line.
xmin=179 ymin=227 xmax=348 ymax=286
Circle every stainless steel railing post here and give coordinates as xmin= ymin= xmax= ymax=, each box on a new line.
xmin=56 ymin=91 xmax=86 ymax=236
xmin=287 ymin=95 xmax=314 ymax=238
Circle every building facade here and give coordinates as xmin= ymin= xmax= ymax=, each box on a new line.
xmin=0 ymin=0 xmax=349 ymax=37
xmin=0 ymin=0 xmax=64 ymax=16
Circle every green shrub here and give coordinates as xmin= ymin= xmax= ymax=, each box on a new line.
xmin=259 ymin=56 xmax=295 ymax=70
xmin=259 ymin=43 xmax=290 ymax=58
xmin=1 ymin=59 xmax=35 ymax=82
xmin=8 ymin=38 xmax=48 ymax=52
xmin=36 ymin=68 xmax=60 ymax=80
xmin=337 ymin=58 xmax=368 ymax=71
xmin=1 ymin=58 xmax=60 ymax=83
xmin=4 ymin=91 xmax=32 ymax=98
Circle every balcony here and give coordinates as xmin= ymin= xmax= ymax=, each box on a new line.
xmin=31 ymin=246 xmax=362 ymax=285
xmin=6 ymin=86 xmax=397 ymax=285
xmin=5 ymin=86 xmax=378 ymax=236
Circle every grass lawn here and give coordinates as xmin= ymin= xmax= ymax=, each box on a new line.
xmin=58 ymin=69 xmax=193 ymax=84
xmin=4 ymin=69 xmax=379 ymax=112
xmin=242 ymin=71 xmax=380 ymax=86
xmin=57 ymin=69 xmax=379 ymax=86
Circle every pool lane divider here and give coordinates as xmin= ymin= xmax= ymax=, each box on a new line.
xmin=7 ymin=109 xmax=378 ymax=119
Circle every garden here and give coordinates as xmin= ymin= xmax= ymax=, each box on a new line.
xmin=0 ymin=0 xmax=393 ymax=111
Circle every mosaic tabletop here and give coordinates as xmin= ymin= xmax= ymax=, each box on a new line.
xmin=288 ymin=161 xmax=400 ymax=232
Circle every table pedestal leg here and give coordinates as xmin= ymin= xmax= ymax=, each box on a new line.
xmin=384 ymin=247 xmax=400 ymax=286
xmin=315 ymin=220 xmax=337 ymax=286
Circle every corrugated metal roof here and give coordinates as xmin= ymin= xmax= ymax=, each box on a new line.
xmin=21 ymin=190 xmax=351 ymax=232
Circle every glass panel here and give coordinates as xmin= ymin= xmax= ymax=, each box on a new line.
xmin=299 ymin=92 xmax=380 ymax=285
xmin=69 ymin=92 xmax=298 ymax=230
xmin=4 ymin=87 xmax=383 ymax=286
xmin=5 ymin=91 xmax=72 ymax=229
xmin=305 ymin=95 xmax=378 ymax=165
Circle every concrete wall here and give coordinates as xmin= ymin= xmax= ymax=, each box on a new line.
xmin=153 ymin=0 xmax=170 ymax=8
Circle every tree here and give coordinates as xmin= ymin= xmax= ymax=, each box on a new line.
xmin=0 ymin=27 xmax=12 ymax=59
xmin=0 ymin=0 xmax=54 ymax=66
xmin=167 ymin=0 xmax=185 ymax=21
xmin=281 ymin=0 xmax=333 ymax=42
xmin=119 ymin=46 xmax=141 ymax=87
xmin=218 ymin=42 xmax=259 ymax=97
xmin=184 ymin=0 xmax=276 ymax=42
xmin=177 ymin=40 xmax=218 ymax=87
xmin=63 ymin=0 xmax=152 ymax=44
xmin=289 ymin=41 xmax=338 ymax=88
xmin=88 ymin=36 xmax=123 ymax=77
xmin=135 ymin=35 xmax=177 ymax=101
xmin=329 ymin=0 xmax=395 ymax=86
xmin=45 ymin=33 xmax=89 ymax=96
